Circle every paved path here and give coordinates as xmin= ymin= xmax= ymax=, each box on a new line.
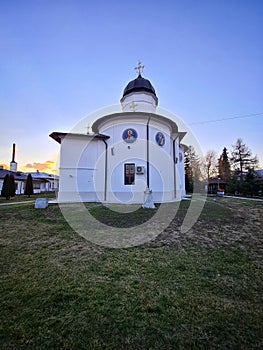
xmin=224 ymin=195 xmax=263 ymax=202
xmin=0 ymin=200 xmax=35 ymax=206
xmin=0 ymin=196 xmax=262 ymax=207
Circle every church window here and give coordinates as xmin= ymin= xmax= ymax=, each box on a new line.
xmin=124 ymin=163 xmax=135 ymax=185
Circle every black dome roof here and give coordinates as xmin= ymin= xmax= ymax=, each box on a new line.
xmin=122 ymin=74 xmax=157 ymax=98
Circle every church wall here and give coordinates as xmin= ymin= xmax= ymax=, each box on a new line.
xmin=97 ymin=118 xmax=178 ymax=203
xmin=121 ymin=92 xmax=157 ymax=113
xmin=57 ymin=119 xmax=184 ymax=203
xmin=58 ymin=136 xmax=106 ymax=202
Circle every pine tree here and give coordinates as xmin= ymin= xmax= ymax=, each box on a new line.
xmin=184 ymin=146 xmax=202 ymax=193
xmin=231 ymin=138 xmax=258 ymax=181
xmin=185 ymin=153 xmax=193 ymax=193
xmin=24 ymin=174 xmax=34 ymax=197
xmin=1 ymin=174 xmax=12 ymax=199
xmin=218 ymin=147 xmax=231 ymax=181
xmin=9 ymin=173 xmax=16 ymax=197
xmin=241 ymin=169 xmax=258 ymax=197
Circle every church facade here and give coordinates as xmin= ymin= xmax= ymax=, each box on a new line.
xmin=50 ymin=66 xmax=187 ymax=204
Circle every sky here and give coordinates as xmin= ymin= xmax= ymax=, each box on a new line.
xmin=0 ymin=0 xmax=262 ymax=173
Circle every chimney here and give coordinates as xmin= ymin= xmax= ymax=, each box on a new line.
xmin=10 ymin=143 xmax=17 ymax=172
xmin=12 ymin=143 xmax=15 ymax=162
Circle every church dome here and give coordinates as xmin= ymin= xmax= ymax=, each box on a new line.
xmin=122 ymin=74 xmax=157 ymax=98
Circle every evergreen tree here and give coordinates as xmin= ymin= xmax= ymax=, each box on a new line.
xmin=1 ymin=174 xmax=12 ymax=199
xmin=231 ymin=138 xmax=258 ymax=181
xmin=226 ymin=173 xmax=239 ymax=195
xmin=9 ymin=173 xmax=16 ymax=197
xmin=241 ymin=169 xmax=258 ymax=197
xmin=185 ymin=153 xmax=193 ymax=193
xmin=24 ymin=174 xmax=34 ymax=197
xmin=184 ymin=146 xmax=202 ymax=193
xmin=218 ymin=147 xmax=231 ymax=181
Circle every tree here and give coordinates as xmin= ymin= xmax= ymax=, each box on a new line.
xmin=24 ymin=174 xmax=34 ymax=197
xmin=218 ymin=147 xmax=231 ymax=182
xmin=226 ymin=173 xmax=240 ymax=195
xmin=231 ymin=138 xmax=258 ymax=181
xmin=203 ymin=150 xmax=217 ymax=180
xmin=1 ymin=174 xmax=12 ymax=199
xmin=9 ymin=173 xmax=16 ymax=197
xmin=184 ymin=145 xmax=202 ymax=193
xmin=185 ymin=153 xmax=193 ymax=193
xmin=241 ymin=169 xmax=259 ymax=197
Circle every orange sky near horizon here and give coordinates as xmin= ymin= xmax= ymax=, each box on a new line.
xmin=1 ymin=159 xmax=58 ymax=174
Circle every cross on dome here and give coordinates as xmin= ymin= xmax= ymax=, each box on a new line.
xmin=134 ymin=60 xmax=144 ymax=76
xmin=129 ymin=101 xmax=138 ymax=111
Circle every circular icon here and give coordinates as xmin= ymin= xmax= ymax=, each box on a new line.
xmin=155 ymin=132 xmax=165 ymax=146
xmin=122 ymin=128 xmax=138 ymax=143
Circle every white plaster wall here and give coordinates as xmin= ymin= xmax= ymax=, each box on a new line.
xmin=121 ymin=92 xmax=157 ymax=113
xmin=57 ymin=113 xmax=186 ymax=203
xmin=98 ymin=118 xmax=178 ymax=203
xmin=58 ymin=136 xmax=105 ymax=202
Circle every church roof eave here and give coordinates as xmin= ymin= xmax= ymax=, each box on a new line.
xmin=49 ymin=132 xmax=110 ymax=144
xmin=92 ymin=112 xmax=180 ymax=134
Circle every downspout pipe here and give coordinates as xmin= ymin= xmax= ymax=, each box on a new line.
xmin=102 ymin=139 xmax=108 ymax=202
xmin=146 ymin=116 xmax=151 ymax=189
xmin=173 ymin=136 xmax=178 ymax=198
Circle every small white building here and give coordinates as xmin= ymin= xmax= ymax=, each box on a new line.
xmin=50 ymin=68 xmax=187 ymax=204
xmin=0 ymin=169 xmax=58 ymax=196
xmin=28 ymin=171 xmax=58 ymax=193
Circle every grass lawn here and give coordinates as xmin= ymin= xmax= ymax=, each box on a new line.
xmin=0 ymin=198 xmax=262 ymax=349
xmin=0 ymin=192 xmax=56 ymax=204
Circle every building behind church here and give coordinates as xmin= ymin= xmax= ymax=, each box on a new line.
xmin=50 ymin=65 xmax=187 ymax=204
xmin=0 ymin=144 xmax=58 ymax=196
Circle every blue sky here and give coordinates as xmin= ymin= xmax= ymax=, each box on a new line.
xmin=0 ymin=0 xmax=262 ymax=171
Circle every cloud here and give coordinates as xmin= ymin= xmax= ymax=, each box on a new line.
xmin=23 ymin=160 xmax=55 ymax=172
xmin=0 ymin=163 xmax=9 ymax=170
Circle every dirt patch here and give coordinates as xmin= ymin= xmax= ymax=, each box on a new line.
xmin=153 ymin=199 xmax=263 ymax=258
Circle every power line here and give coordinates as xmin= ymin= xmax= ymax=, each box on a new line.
xmin=189 ymin=112 xmax=263 ymax=126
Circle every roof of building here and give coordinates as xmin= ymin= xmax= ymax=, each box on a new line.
xmin=49 ymin=132 xmax=110 ymax=144
xmin=0 ymin=169 xmax=57 ymax=181
xmin=254 ymin=169 xmax=263 ymax=177
xmin=122 ymin=74 xmax=157 ymax=99
xmin=25 ymin=171 xmax=58 ymax=180
xmin=0 ymin=169 xmax=27 ymax=181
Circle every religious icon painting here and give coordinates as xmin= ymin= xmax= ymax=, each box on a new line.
xmin=122 ymin=128 xmax=138 ymax=143
xmin=155 ymin=132 xmax=165 ymax=146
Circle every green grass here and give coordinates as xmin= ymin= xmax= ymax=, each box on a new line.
xmin=0 ymin=192 xmax=56 ymax=204
xmin=0 ymin=199 xmax=262 ymax=349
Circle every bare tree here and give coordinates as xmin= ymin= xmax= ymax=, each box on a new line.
xmin=203 ymin=150 xmax=217 ymax=180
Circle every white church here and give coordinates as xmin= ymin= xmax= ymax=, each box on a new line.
xmin=50 ymin=63 xmax=187 ymax=205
